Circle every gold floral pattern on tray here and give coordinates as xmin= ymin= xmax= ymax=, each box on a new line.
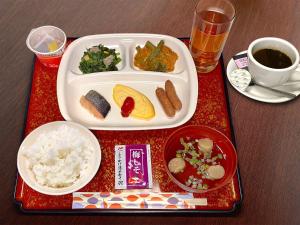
xmin=15 ymin=39 xmax=241 ymax=211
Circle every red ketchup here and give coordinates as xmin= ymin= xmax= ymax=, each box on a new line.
xmin=121 ymin=97 xmax=135 ymax=117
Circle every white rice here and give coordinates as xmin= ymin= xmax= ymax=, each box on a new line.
xmin=23 ymin=125 xmax=94 ymax=188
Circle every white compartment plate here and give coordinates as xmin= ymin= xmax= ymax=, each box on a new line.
xmin=57 ymin=33 xmax=198 ymax=130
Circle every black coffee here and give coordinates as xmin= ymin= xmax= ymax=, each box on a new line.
xmin=253 ymin=49 xmax=292 ymax=69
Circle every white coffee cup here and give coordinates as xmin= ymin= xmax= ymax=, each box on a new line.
xmin=247 ymin=37 xmax=300 ymax=87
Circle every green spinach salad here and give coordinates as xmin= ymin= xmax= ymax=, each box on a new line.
xmin=79 ymin=44 xmax=121 ymax=74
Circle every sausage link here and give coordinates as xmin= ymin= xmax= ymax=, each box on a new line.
xmin=156 ymin=87 xmax=175 ymax=117
xmin=165 ymin=80 xmax=182 ymax=111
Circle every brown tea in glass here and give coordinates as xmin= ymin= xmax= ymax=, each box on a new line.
xmin=190 ymin=0 xmax=235 ymax=73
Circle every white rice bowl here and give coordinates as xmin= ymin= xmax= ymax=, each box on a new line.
xmin=17 ymin=121 xmax=101 ymax=195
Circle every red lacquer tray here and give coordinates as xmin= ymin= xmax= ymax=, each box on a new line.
xmin=14 ymin=38 xmax=243 ymax=214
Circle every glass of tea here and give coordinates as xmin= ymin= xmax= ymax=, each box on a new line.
xmin=190 ymin=0 xmax=235 ymax=73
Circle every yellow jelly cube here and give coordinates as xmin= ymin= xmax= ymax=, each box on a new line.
xmin=48 ymin=40 xmax=58 ymax=52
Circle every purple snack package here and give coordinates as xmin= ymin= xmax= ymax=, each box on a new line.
xmin=115 ymin=144 xmax=152 ymax=189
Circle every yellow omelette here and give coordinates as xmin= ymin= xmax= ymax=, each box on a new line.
xmin=113 ymin=84 xmax=155 ymax=120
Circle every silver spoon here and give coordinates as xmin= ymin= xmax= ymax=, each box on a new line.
xmin=229 ymin=69 xmax=297 ymax=98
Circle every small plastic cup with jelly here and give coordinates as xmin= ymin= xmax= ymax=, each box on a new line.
xmin=26 ymin=25 xmax=66 ymax=68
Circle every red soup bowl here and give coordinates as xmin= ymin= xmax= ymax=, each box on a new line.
xmin=164 ymin=125 xmax=237 ymax=193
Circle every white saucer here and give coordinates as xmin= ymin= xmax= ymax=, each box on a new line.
xmin=226 ymin=51 xmax=300 ymax=103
